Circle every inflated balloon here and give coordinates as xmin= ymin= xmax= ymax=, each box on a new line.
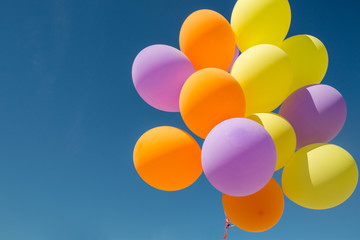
xmin=231 ymin=44 xmax=292 ymax=115
xmin=180 ymin=68 xmax=246 ymax=139
xmin=228 ymin=45 xmax=240 ymax=72
xmin=179 ymin=9 xmax=236 ymax=71
xmin=281 ymin=35 xmax=328 ymax=92
xmin=279 ymin=84 xmax=347 ymax=149
xmin=282 ymin=143 xmax=358 ymax=209
xmin=202 ymin=118 xmax=276 ymax=196
xmin=133 ymin=126 xmax=202 ymax=191
xmin=231 ymin=0 xmax=291 ymax=52
xmin=132 ymin=0 xmax=357 ymax=233
xmin=132 ymin=44 xmax=195 ymax=112
xmin=223 ymin=178 xmax=284 ymax=232
xmin=247 ymin=113 xmax=296 ymax=171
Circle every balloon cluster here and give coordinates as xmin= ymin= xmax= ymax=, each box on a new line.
xmin=132 ymin=0 xmax=358 ymax=233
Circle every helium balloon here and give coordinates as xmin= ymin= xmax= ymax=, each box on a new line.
xmin=231 ymin=44 xmax=292 ymax=115
xmin=202 ymin=118 xmax=276 ymax=196
xmin=231 ymin=0 xmax=291 ymax=52
xmin=179 ymin=9 xmax=236 ymax=71
xmin=282 ymin=143 xmax=358 ymax=209
xmin=180 ymin=68 xmax=246 ymax=139
xmin=228 ymin=45 xmax=240 ymax=72
xmin=281 ymin=35 xmax=328 ymax=92
xmin=133 ymin=126 xmax=202 ymax=191
xmin=132 ymin=44 xmax=195 ymax=112
xmin=247 ymin=113 xmax=296 ymax=171
xmin=223 ymin=178 xmax=284 ymax=232
xmin=279 ymin=84 xmax=347 ymax=149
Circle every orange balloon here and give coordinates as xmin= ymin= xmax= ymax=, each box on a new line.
xmin=133 ymin=126 xmax=202 ymax=191
xmin=222 ymin=178 xmax=284 ymax=232
xmin=180 ymin=68 xmax=246 ymax=139
xmin=179 ymin=9 xmax=236 ymax=71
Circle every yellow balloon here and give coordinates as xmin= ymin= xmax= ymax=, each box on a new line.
xmin=231 ymin=0 xmax=291 ymax=52
xmin=247 ymin=113 xmax=296 ymax=171
xmin=282 ymin=143 xmax=358 ymax=210
xmin=231 ymin=44 xmax=292 ymax=115
xmin=281 ymin=35 xmax=328 ymax=92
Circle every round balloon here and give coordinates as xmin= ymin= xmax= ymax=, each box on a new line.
xmin=223 ymin=178 xmax=284 ymax=232
xmin=202 ymin=118 xmax=276 ymax=196
xmin=282 ymin=143 xmax=358 ymax=209
xmin=132 ymin=44 xmax=195 ymax=112
xmin=281 ymin=35 xmax=328 ymax=92
xmin=231 ymin=44 xmax=292 ymax=115
xmin=180 ymin=68 xmax=246 ymax=139
xmin=279 ymin=84 xmax=347 ymax=149
xmin=231 ymin=0 xmax=291 ymax=52
xmin=179 ymin=9 xmax=236 ymax=71
xmin=133 ymin=126 xmax=202 ymax=191
xmin=247 ymin=113 xmax=296 ymax=171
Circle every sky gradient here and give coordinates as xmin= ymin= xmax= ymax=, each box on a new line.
xmin=0 ymin=0 xmax=359 ymax=239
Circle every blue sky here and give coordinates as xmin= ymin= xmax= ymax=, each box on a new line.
xmin=0 ymin=0 xmax=358 ymax=239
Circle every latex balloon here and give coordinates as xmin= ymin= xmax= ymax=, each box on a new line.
xmin=247 ymin=113 xmax=296 ymax=171
xmin=282 ymin=143 xmax=358 ymax=209
xmin=179 ymin=9 xmax=236 ymax=71
xmin=231 ymin=44 xmax=292 ymax=115
xmin=228 ymin=45 xmax=240 ymax=72
xmin=180 ymin=68 xmax=246 ymax=139
xmin=133 ymin=126 xmax=202 ymax=191
xmin=202 ymin=118 xmax=276 ymax=196
xmin=279 ymin=84 xmax=347 ymax=149
xmin=223 ymin=178 xmax=284 ymax=232
xmin=231 ymin=0 xmax=291 ymax=52
xmin=132 ymin=44 xmax=195 ymax=112
xmin=281 ymin=35 xmax=328 ymax=92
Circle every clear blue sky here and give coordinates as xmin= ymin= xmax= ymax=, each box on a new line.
xmin=0 ymin=0 xmax=358 ymax=239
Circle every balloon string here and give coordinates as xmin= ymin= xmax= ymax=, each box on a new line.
xmin=223 ymin=215 xmax=234 ymax=240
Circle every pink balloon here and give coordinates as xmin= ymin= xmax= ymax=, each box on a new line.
xmin=279 ymin=84 xmax=347 ymax=149
xmin=202 ymin=118 xmax=276 ymax=197
xmin=132 ymin=44 xmax=195 ymax=112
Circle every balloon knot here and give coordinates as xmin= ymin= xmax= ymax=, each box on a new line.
xmin=223 ymin=215 xmax=234 ymax=240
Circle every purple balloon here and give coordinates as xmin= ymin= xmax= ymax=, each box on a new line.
xmin=132 ymin=44 xmax=195 ymax=112
xmin=279 ymin=84 xmax=347 ymax=149
xmin=228 ymin=45 xmax=240 ymax=72
xmin=201 ymin=118 xmax=276 ymax=197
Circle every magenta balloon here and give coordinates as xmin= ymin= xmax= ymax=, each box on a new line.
xmin=279 ymin=84 xmax=347 ymax=149
xmin=201 ymin=118 xmax=276 ymax=197
xmin=228 ymin=45 xmax=239 ymax=72
xmin=132 ymin=44 xmax=195 ymax=112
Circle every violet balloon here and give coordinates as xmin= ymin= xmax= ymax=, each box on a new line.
xmin=132 ymin=44 xmax=195 ymax=112
xmin=279 ymin=84 xmax=347 ymax=149
xmin=228 ymin=45 xmax=240 ymax=72
xmin=201 ymin=118 xmax=276 ymax=197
